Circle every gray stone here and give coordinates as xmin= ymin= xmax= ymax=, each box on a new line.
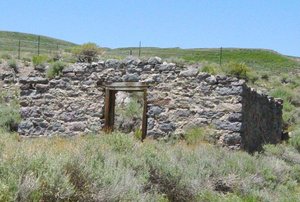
xmin=148 ymin=106 xmax=163 ymax=117
xmin=228 ymin=113 xmax=242 ymax=122
xmin=123 ymin=56 xmax=141 ymax=66
xmin=179 ymin=68 xmax=198 ymax=77
xmin=68 ymin=122 xmax=86 ymax=132
xmin=157 ymin=62 xmax=175 ymax=72
xmin=62 ymin=66 xmax=75 ymax=73
xmin=173 ymin=109 xmax=191 ymax=117
xmin=126 ymin=64 xmax=140 ymax=73
xmin=147 ymin=130 xmax=163 ymax=138
xmin=4 ymin=77 xmax=15 ymax=84
xmin=72 ymin=64 xmax=85 ymax=73
xmin=147 ymin=118 xmax=155 ymax=130
xmin=47 ymin=122 xmax=65 ymax=132
xmin=222 ymin=133 xmax=242 ymax=146
xmin=159 ymin=122 xmax=176 ymax=133
xmin=199 ymin=110 xmax=224 ymax=119
xmin=34 ymin=120 xmax=49 ymax=128
xmin=148 ymin=57 xmax=162 ymax=65
xmin=216 ymin=86 xmax=243 ymax=95
xmin=205 ymin=75 xmax=217 ymax=84
xmin=20 ymin=107 xmax=34 ymax=118
xmin=214 ymin=120 xmax=242 ymax=132
xmin=18 ymin=121 xmax=33 ymax=134
xmin=35 ymin=64 xmax=46 ymax=72
xmin=143 ymin=65 xmax=153 ymax=71
xmin=19 ymin=77 xmax=48 ymax=84
xmin=197 ymin=73 xmax=210 ymax=81
xmin=35 ymin=84 xmax=49 ymax=93
xmin=122 ymin=73 xmax=139 ymax=82
xmin=1 ymin=72 xmax=14 ymax=80
xmin=105 ymin=59 xmax=120 ymax=69
xmin=184 ymin=118 xmax=209 ymax=129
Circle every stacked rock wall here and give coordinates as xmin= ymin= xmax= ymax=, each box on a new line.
xmin=241 ymin=87 xmax=283 ymax=152
xmin=18 ymin=57 xmax=283 ymax=150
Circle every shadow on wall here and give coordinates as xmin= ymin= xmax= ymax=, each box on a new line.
xmin=241 ymin=86 xmax=283 ymax=153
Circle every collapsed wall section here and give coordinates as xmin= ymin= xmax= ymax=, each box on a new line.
xmin=17 ymin=57 xmax=282 ymax=150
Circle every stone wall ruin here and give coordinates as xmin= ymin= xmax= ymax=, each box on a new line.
xmin=18 ymin=57 xmax=283 ymax=152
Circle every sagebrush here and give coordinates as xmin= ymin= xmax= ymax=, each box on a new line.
xmin=0 ymin=132 xmax=300 ymax=201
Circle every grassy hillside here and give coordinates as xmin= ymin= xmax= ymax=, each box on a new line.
xmin=1 ymin=31 xmax=299 ymax=71
xmin=0 ymin=31 xmax=77 ymax=57
xmin=0 ymin=31 xmax=76 ymax=46
xmin=107 ymin=47 xmax=300 ymax=71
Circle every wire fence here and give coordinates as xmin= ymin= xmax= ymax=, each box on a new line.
xmin=0 ymin=36 xmax=74 ymax=59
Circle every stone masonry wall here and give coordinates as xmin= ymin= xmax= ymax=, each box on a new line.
xmin=18 ymin=57 xmax=283 ymax=150
xmin=241 ymin=86 xmax=283 ymax=152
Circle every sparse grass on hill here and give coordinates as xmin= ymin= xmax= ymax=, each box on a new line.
xmin=0 ymin=31 xmax=76 ymax=58
xmin=107 ymin=47 xmax=300 ymax=71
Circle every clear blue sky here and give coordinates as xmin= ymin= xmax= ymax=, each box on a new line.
xmin=1 ymin=0 xmax=299 ymax=56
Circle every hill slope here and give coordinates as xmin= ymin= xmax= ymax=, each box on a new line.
xmin=0 ymin=31 xmax=76 ymax=46
xmin=1 ymin=31 xmax=299 ymax=71
xmin=0 ymin=31 xmax=77 ymax=56
xmin=107 ymin=47 xmax=300 ymax=71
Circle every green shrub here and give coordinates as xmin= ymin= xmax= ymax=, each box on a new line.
xmin=22 ymin=57 xmax=31 ymax=62
xmin=271 ymin=87 xmax=297 ymax=125
xmin=291 ymin=165 xmax=300 ymax=182
xmin=247 ymin=71 xmax=259 ymax=83
xmin=0 ymin=104 xmax=20 ymax=132
xmin=32 ymin=55 xmax=48 ymax=67
xmin=261 ymin=73 xmax=269 ymax=80
xmin=72 ymin=43 xmax=103 ymax=63
xmin=0 ymin=132 xmax=300 ymax=201
xmin=125 ymin=98 xmax=143 ymax=119
xmin=46 ymin=61 xmax=66 ymax=79
xmin=201 ymin=63 xmax=219 ymax=75
xmin=289 ymin=129 xmax=300 ymax=152
xmin=103 ymin=132 xmax=135 ymax=152
xmin=290 ymin=88 xmax=300 ymax=107
xmin=117 ymin=93 xmax=143 ymax=120
xmin=271 ymin=87 xmax=294 ymax=102
xmin=8 ymin=59 xmax=18 ymax=73
xmin=263 ymin=144 xmax=285 ymax=157
xmin=222 ymin=62 xmax=251 ymax=79
xmin=1 ymin=53 xmax=11 ymax=60
xmin=165 ymin=57 xmax=186 ymax=67
xmin=184 ymin=127 xmax=206 ymax=145
xmin=134 ymin=128 xmax=142 ymax=140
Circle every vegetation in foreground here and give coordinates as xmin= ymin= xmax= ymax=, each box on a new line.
xmin=0 ymin=131 xmax=300 ymax=201
xmin=1 ymin=31 xmax=300 ymax=201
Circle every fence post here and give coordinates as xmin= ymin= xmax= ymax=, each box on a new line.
xmin=18 ymin=40 xmax=21 ymax=59
xmin=37 ymin=36 xmax=40 ymax=56
xmin=138 ymin=41 xmax=141 ymax=57
xmin=219 ymin=47 xmax=223 ymax=66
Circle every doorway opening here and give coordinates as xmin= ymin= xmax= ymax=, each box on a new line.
xmin=103 ymin=82 xmax=149 ymax=140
